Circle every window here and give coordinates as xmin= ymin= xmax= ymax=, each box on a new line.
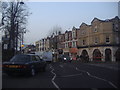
xmin=59 ymin=36 xmax=61 ymax=41
xmin=72 ymin=41 xmax=76 ymax=47
xmin=106 ymin=36 xmax=110 ymax=43
xmin=10 ymin=55 xmax=30 ymax=62
xmin=95 ymin=37 xmax=98 ymax=44
xmin=65 ymin=33 xmax=68 ymax=40
xmin=32 ymin=56 xmax=38 ymax=61
xmin=81 ymin=30 xmax=85 ymax=35
xmin=35 ymin=55 xmax=41 ymax=61
xmin=65 ymin=43 xmax=68 ymax=48
xmin=72 ymin=31 xmax=76 ymax=38
xmin=94 ymin=26 xmax=98 ymax=32
xmin=94 ymin=28 xmax=97 ymax=32
xmin=83 ymin=40 xmax=85 ymax=45
xmin=115 ymin=24 xmax=118 ymax=31
xmin=113 ymin=23 xmax=119 ymax=31
xmin=116 ymin=36 xmax=119 ymax=44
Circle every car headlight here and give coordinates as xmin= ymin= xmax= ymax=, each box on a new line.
xmin=64 ymin=58 xmax=67 ymax=60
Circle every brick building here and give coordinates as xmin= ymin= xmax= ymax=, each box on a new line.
xmin=35 ymin=16 xmax=120 ymax=62
xmin=77 ymin=16 xmax=120 ymax=62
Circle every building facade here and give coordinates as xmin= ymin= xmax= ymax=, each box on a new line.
xmin=69 ymin=27 xmax=79 ymax=60
xmin=77 ymin=16 xmax=120 ymax=62
xmin=35 ymin=37 xmax=51 ymax=52
xmin=63 ymin=31 xmax=71 ymax=55
xmin=35 ymin=16 xmax=120 ymax=62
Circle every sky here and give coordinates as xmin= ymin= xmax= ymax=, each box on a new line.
xmin=11 ymin=1 xmax=119 ymax=44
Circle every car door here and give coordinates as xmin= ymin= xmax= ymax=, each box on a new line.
xmin=35 ymin=55 xmax=45 ymax=69
xmin=31 ymin=55 xmax=39 ymax=70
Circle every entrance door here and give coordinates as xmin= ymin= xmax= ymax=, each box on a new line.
xmin=105 ymin=49 xmax=111 ymax=62
xmin=115 ymin=48 xmax=120 ymax=62
xmin=93 ymin=49 xmax=102 ymax=61
xmin=81 ymin=50 xmax=89 ymax=62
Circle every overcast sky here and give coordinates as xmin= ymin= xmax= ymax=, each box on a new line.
xmin=23 ymin=1 xmax=118 ymax=44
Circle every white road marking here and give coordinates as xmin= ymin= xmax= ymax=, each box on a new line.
xmin=75 ymin=67 xmax=117 ymax=88
xmin=108 ymin=81 xmax=118 ymax=89
xmin=58 ymin=73 xmax=82 ymax=77
xmin=50 ymin=64 xmax=60 ymax=90
xmin=59 ymin=65 xmax=63 ymax=68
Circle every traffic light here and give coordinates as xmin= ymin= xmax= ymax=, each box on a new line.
xmin=21 ymin=45 xmax=24 ymax=48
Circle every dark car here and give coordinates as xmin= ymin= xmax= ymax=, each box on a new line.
xmin=60 ymin=55 xmax=72 ymax=63
xmin=2 ymin=54 xmax=47 ymax=76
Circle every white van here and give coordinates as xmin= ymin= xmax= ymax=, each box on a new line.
xmin=42 ymin=51 xmax=53 ymax=63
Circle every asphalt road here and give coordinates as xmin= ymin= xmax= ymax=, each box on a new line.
xmin=2 ymin=61 xmax=120 ymax=89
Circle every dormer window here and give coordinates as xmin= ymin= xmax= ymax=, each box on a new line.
xmin=115 ymin=24 xmax=118 ymax=31
xmin=72 ymin=31 xmax=76 ymax=39
xmin=81 ymin=30 xmax=85 ymax=35
xmin=113 ymin=23 xmax=119 ymax=31
xmin=65 ymin=33 xmax=68 ymax=40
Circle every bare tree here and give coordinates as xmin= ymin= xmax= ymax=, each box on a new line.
xmin=47 ymin=25 xmax=63 ymax=55
xmin=1 ymin=0 xmax=30 ymax=59
xmin=48 ymin=25 xmax=63 ymax=37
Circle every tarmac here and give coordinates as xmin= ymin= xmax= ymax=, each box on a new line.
xmin=71 ymin=60 xmax=120 ymax=71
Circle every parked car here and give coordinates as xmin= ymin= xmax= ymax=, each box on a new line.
xmin=2 ymin=54 xmax=47 ymax=76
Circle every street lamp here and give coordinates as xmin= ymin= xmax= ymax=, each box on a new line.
xmin=20 ymin=1 xmax=24 ymax=4
xmin=1 ymin=2 xmax=8 ymax=26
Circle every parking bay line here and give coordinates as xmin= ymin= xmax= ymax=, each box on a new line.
xmin=75 ymin=67 xmax=117 ymax=88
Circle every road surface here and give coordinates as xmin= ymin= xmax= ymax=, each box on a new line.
xmin=2 ymin=61 xmax=120 ymax=89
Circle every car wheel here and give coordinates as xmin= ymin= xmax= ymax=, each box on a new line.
xmin=30 ymin=68 xmax=36 ymax=76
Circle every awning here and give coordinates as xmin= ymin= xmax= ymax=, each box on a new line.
xmin=69 ymin=48 xmax=78 ymax=53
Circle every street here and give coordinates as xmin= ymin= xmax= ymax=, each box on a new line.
xmin=2 ymin=61 xmax=120 ymax=89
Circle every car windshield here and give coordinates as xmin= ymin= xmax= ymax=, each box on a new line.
xmin=10 ymin=55 xmax=30 ymax=62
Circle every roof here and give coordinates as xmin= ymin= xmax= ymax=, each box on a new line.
xmin=79 ymin=22 xmax=88 ymax=28
xmin=91 ymin=18 xmax=103 ymax=24
xmin=91 ymin=16 xmax=120 ymax=23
